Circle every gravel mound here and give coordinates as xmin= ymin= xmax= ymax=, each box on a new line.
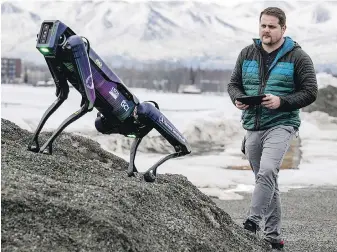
xmin=1 ymin=119 xmax=268 ymax=252
xmin=303 ymin=85 xmax=337 ymax=117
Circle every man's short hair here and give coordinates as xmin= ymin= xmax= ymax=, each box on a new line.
xmin=260 ymin=7 xmax=286 ymax=27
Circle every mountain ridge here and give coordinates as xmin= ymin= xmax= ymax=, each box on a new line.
xmin=2 ymin=1 xmax=337 ymax=69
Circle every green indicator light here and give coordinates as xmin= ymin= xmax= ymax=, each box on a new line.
xmin=127 ymin=134 xmax=136 ymax=138
xmin=40 ymin=48 xmax=50 ymax=53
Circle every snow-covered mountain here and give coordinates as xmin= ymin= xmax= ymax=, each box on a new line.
xmin=1 ymin=0 xmax=337 ymax=69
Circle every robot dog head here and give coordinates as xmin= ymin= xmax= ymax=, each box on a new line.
xmin=36 ymin=20 xmax=75 ymax=57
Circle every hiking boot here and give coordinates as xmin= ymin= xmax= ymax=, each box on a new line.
xmin=243 ymin=219 xmax=258 ymax=234
xmin=265 ymin=239 xmax=285 ymax=250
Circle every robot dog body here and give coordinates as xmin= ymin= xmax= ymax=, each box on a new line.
xmin=28 ymin=20 xmax=191 ymax=182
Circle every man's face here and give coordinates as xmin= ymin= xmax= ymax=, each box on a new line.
xmin=259 ymin=14 xmax=286 ymax=46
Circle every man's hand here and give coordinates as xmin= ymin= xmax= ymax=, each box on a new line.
xmin=235 ymin=100 xmax=249 ymax=110
xmin=261 ymin=94 xmax=281 ymax=109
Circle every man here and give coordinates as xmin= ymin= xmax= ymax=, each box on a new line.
xmin=227 ymin=7 xmax=317 ymax=250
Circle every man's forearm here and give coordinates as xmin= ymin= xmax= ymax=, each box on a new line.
xmin=279 ymin=86 xmax=317 ymax=111
xmin=279 ymin=50 xmax=318 ymax=111
xmin=227 ymin=83 xmax=246 ymax=104
xmin=227 ymin=50 xmax=246 ymax=105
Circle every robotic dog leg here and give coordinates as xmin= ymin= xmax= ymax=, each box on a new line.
xmin=38 ymin=35 xmax=96 ymax=154
xmin=126 ymin=122 xmax=153 ymax=177
xmin=28 ymin=62 xmax=69 ymax=153
xmin=95 ymin=111 xmax=153 ymax=177
xmin=130 ymin=102 xmax=191 ymax=182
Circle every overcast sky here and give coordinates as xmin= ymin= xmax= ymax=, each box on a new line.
xmin=1 ymin=0 xmax=329 ymax=5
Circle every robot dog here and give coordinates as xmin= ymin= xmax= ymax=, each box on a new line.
xmin=27 ymin=20 xmax=191 ymax=182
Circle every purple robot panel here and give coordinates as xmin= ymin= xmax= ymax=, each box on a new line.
xmin=87 ymin=49 xmax=137 ymax=122
xmin=90 ymin=65 xmax=136 ymax=122
xmin=67 ymin=35 xmax=96 ymax=107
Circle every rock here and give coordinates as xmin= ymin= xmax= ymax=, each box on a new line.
xmin=1 ymin=119 xmax=268 ymax=252
xmin=303 ymin=85 xmax=337 ymax=117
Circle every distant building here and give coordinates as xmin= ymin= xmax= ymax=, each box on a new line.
xmin=1 ymin=57 xmax=22 ymax=83
xmin=178 ymin=84 xmax=202 ymax=94
xmin=200 ymin=80 xmax=222 ymax=93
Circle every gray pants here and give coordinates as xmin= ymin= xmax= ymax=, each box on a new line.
xmin=243 ymin=125 xmax=296 ymax=242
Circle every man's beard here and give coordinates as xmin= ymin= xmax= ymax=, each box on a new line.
xmin=262 ymin=36 xmax=282 ymax=46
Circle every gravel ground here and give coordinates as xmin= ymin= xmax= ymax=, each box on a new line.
xmin=213 ymin=186 xmax=337 ymax=252
xmin=3 ymin=118 xmax=335 ymax=251
xmin=1 ymin=119 xmax=270 ymax=252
